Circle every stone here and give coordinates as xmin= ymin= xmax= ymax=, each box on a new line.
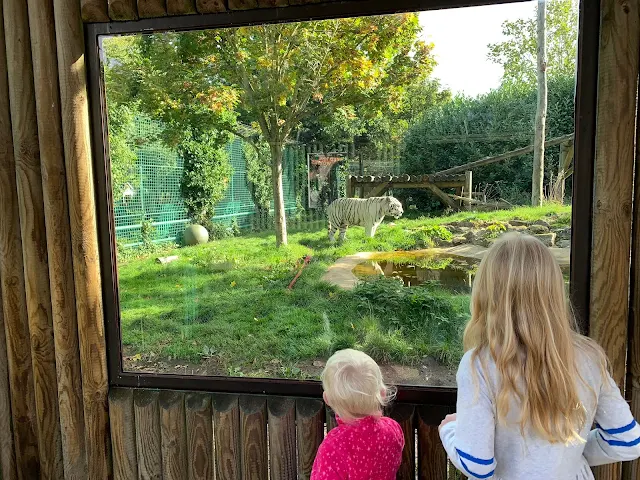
xmin=509 ymin=220 xmax=529 ymax=227
xmin=449 ymin=220 xmax=474 ymax=229
xmin=528 ymin=224 xmax=549 ymax=235
xmin=554 ymin=227 xmax=571 ymax=241
xmin=533 ymin=219 xmax=550 ymax=228
xmin=556 ymin=239 xmax=571 ymax=248
xmin=184 ymin=224 xmax=209 ymax=245
xmin=507 ymin=225 xmax=528 ymax=232
xmin=464 ymin=230 xmax=478 ymax=244
xmin=452 ymin=235 xmax=467 ymax=246
xmin=534 ymin=232 xmax=556 ymax=247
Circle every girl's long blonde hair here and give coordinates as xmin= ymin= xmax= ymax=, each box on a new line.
xmin=464 ymin=233 xmax=607 ymax=444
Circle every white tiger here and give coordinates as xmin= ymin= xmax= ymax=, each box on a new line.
xmin=327 ymin=196 xmax=404 ymax=242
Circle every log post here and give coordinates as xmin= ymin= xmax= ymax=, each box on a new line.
xmin=53 ymin=0 xmax=111 ymax=474
xmin=134 ymin=390 xmax=162 ymax=479
xmin=464 ymin=171 xmax=473 ymax=210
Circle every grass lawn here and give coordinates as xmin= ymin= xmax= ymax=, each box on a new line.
xmin=117 ymin=204 xmax=570 ymax=382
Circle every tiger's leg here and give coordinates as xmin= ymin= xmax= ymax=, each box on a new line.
xmin=370 ymin=223 xmax=379 ymax=238
xmin=328 ymin=223 xmax=338 ymax=243
xmin=364 ymin=221 xmax=374 ymax=238
xmin=338 ymin=224 xmax=348 ymax=242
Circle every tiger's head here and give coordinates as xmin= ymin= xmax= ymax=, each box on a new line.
xmin=384 ymin=196 xmax=404 ymax=219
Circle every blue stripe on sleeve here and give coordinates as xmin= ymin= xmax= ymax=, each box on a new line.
xmin=598 ymin=432 xmax=640 ymax=447
xmin=596 ymin=419 xmax=637 ymax=435
xmin=459 ymin=458 xmax=495 ymax=479
xmin=456 ymin=448 xmax=495 ymax=466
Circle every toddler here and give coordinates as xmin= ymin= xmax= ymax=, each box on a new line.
xmin=311 ymin=349 xmax=405 ymax=480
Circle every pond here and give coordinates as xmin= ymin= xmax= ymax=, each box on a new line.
xmin=354 ymin=251 xmax=570 ymax=293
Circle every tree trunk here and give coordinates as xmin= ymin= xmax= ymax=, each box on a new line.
xmin=532 ymin=0 xmax=548 ymax=206
xmin=270 ymin=143 xmax=288 ymax=246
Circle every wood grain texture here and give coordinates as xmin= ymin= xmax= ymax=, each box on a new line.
xmin=53 ymin=0 xmax=112 ymax=475
xmin=81 ymin=0 xmax=110 ymax=21
xmin=239 ymin=396 xmax=267 ymax=480
xmin=110 ymin=389 xmax=138 ymax=480
xmin=134 ymin=390 xmax=163 ymax=480
xmin=212 ymin=394 xmax=241 ymax=480
xmin=108 ymin=0 xmax=139 ymax=20
xmin=268 ymin=397 xmax=296 ymax=480
xmin=418 ymin=407 xmax=447 ymax=480
xmin=228 ymin=0 xmax=257 ymax=9
xmin=590 ymin=0 xmax=639 ymax=478
xmin=0 ymin=0 xmax=39 ymax=476
xmin=167 ymin=0 xmax=196 ymax=14
xmin=3 ymin=0 xmax=64 ymax=476
xmin=195 ymin=0 xmax=226 ymax=13
xmin=0 ymin=285 xmax=16 ymax=480
xmin=26 ymin=0 xmax=88 ymax=476
xmin=326 ymin=406 xmax=337 ymax=432
xmin=185 ymin=393 xmax=213 ymax=480
xmin=160 ymin=391 xmax=188 ymax=480
xmin=389 ymin=404 xmax=415 ymax=480
xmin=296 ymin=399 xmax=324 ymax=479
xmin=257 ymin=0 xmax=288 ymax=7
xmin=138 ymin=0 xmax=167 ymax=17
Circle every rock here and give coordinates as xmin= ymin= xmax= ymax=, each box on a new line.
xmin=449 ymin=220 xmax=474 ymax=229
xmin=445 ymin=225 xmax=469 ymax=234
xmin=312 ymin=360 xmax=325 ymax=368
xmin=556 ymin=239 xmax=571 ymax=248
xmin=534 ymin=232 xmax=556 ymax=247
xmin=464 ymin=230 xmax=478 ymax=243
xmin=533 ymin=219 xmax=550 ymax=228
xmin=156 ymin=255 xmax=179 ymax=265
xmin=479 ymin=237 xmax=495 ymax=248
xmin=554 ymin=227 xmax=571 ymax=241
xmin=528 ymin=224 xmax=549 ymax=235
xmin=507 ymin=225 xmax=528 ymax=232
xmin=452 ymin=235 xmax=467 ymax=246
xmin=184 ymin=224 xmax=209 ymax=246
xmin=509 ymin=220 xmax=529 ymax=227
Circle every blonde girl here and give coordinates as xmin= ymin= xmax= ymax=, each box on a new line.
xmin=311 ymin=349 xmax=405 ymax=480
xmin=439 ymin=233 xmax=640 ymax=479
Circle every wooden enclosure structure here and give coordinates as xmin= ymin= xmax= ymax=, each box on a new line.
xmin=0 ymin=0 xmax=637 ymax=479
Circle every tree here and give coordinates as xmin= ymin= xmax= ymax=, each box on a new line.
xmin=532 ymin=0 xmax=548 ymax=206
xmin=104 ymin=14 xmax=437 ymax=246
xmin=488 ymin=0 xmax=578 ymax=86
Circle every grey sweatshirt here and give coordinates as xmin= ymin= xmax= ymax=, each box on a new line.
xmin=439 ymin=349 xmax=640 ymax=479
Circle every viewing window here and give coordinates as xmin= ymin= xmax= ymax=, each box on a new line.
xmin=95 ymin=0 xmax=582 ymax=393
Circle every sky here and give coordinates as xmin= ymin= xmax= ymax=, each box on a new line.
xmin=419 ymin=1 xmax=537 ymax=96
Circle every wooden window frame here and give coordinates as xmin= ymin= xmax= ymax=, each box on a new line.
xmin=85 ymin=0 xmax=599 ymax=404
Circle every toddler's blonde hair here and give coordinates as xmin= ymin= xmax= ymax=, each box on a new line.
xmin=321 ymin=349 xmax=395 ymax=422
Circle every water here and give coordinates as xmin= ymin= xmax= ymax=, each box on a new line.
xmin=354 ymin=254 xmax=478 ymax=293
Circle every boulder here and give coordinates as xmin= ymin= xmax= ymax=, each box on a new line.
xmin=533 ymin=219 xmax=551 ymax=228
xmin=184 ymin=224 xmax=209 ymax=246
xmin=554 ymin=227 xmax=571 ymax=241
xmin=449 ymin=220 xmax=475 ymax=229
xmin=528 ymin=224 xmax=549 ymax=235
xmin=534 ymin=232 xmax=556 ymax=247
xmin=507 ymin=225 xmax=528 ymax=232
xmin=509 ymin=220 xmax=529 ymax=227
xmin=452 ymin=235 xmax=467 ymax=246
xmin=556 ymin=239 xmax=571 ymax=248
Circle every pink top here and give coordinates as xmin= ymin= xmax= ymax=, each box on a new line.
xmin=311 ymin=415 xmax=405 ymax=480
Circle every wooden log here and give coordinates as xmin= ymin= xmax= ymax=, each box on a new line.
xmin=257 ymin=0 xmax=287 ymax=6
xmin=81 ymin=0 xmax=110 ymax=21
xmin=228 ymin=0 xmax=257 ymax=8
xmin=0 ymin=285 xmax=16 ymax=479
xmin=110 ymin=389 xmax=138 ymax=480
xmin=434 ymin=133 xmax=574 ymax=176
xmin=195 ymin=0 xmax=225 ymax=13
xmin=27 ymin=0 xmax=88 ymax=476
xmin=365 ymin=182 xmax=390 ymax=198
xmin=167 ymin=0 xmax=196 ymax=14
xmin=138 ymin=0 xmax=167 ymax=16
xmin=212 ymin=394 xmax=241 ymax=480
xmin=326 ymin=406 xmax=338 ymax=432
xmin=268 ymin=397 xmax=296 ymax=480
xmin=157 ymin=255 xmax=179 ymax=265
xmin=296 ymin=399 xmax=324 ymax=479
xmin=108 ymin=0 xmax=139 ymax=20
xmin=590 ymin=0 xmax=639 ymax=478
xmin=239 ymin=396 xmax=267 ymax=480
xmin=4 ymin=0 xmax=64 ymax=476
xmin=186 ymin=392 xmax=214 ymax=480
xmin=160 ymin=391 xmax=188 ymax=480
xmin=53 ymin=0 xmax=111 ymax=473
xmin=134 ymin=390 xmax=162 ymax=480
xmin=463 ymin=170 xmax=473 ymax=211
xmin=0 ymin=0 xmax=39 ymax=476
xmin=389 ymin=404 xmax=415 ymax=480
xmin=426 ymin=183 xmax=460 ymax=211
xmin=418 ymin=407 xmax=447 ymax=480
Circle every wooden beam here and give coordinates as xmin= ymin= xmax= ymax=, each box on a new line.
xmin=4 ymin=0 xmax=64 ymax=475
xmin=417 ymin=407 xmax=447 ymax=480
xmin=365 ymin=182 xmax=390 ymax=198
xmin=240 ymin=396 xmax=267 ymax=479
xmin=426 ymin=183 xmax=460 ymax=211
xmin=195 ymin=0 xmax=226 ymax=12
xmin=134 ymin=390 xmax=162 ymax=479
xmin=0 ymin=0 xmax=38 ymax=476
xmin=160 ymin=391 xmax=188 ymax=479
xmin=53 ymin=0 xmax=111 ymax=474
xmin=228 ymin=0 xmax=258 ymax=8
xmin=186 ymin=393 xmax=214 ymax=480
xmin=167 ymin=0 xmax=197 ymax=13
xmin=28 ymin=0 xmax=89 ymax=475
xmin=463 ymin=170 xmax=473 ymax=211
xmin=0 ymin=272 xmax=16 ymax=480
xmin=108 ymin=0 xmax=139 ymax=20
xmin=213 ymin=394 xmax=241 ymax=480
xmin=138 ymin=0 xmax=167 ymax=16
xmin=296 ymin=399 xmax=323 ymax=479
xmin=389 ymin=405 xmax=415 ymax=480
xmin=81 ymin=0 xmax=110 ymax=21
xmin=109 ymin=389 xmax=138 ymax=480
xmin=589 ymin=0 xmax=639 ymax=478
xmin=268 ymin=397 xmax=296 ymax=480
xmin=434 ymin=133 xmax=574 ymax=176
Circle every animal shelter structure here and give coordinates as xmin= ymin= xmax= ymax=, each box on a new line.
xmin=0 ymin=0 xmax=637 ymax=479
